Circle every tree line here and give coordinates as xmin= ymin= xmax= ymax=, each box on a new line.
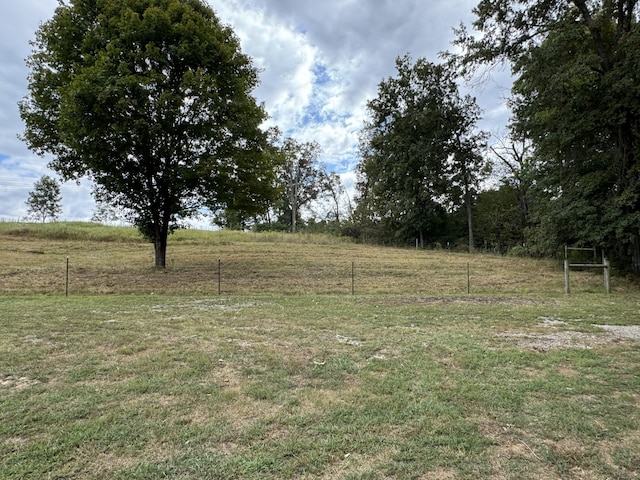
xmin=20 ymin=0 xmax=640 ymax=273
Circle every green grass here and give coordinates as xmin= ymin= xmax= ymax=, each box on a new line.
xmin=0 ymin=221 xmax=350 ymax=245
xmin=2 ymin=295 xmax=639 ymax=479
xmin=0 ymin=221 xmax=145 ymax=242
xmin=1 ymin=223 xmax=639 ymax=478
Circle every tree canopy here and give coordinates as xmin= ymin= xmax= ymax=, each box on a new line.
xmin=20 ymin=0 xmax=278 ymax=267
xmin=455 ymin=0 xmax=640 ymax=270
xmin=356 ymin=55 xmax=487 ymax=248
xmin=25 ymin=175 xmax=62 ymax=223
xmin=277 ymin=137 xmax=329 ymax=233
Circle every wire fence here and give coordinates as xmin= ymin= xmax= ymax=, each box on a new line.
xmin=0 ymin=252 xmax=615 ymax=297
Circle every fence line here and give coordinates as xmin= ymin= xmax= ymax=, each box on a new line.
xmin=0 ymin=254 xmax=614 ymax=297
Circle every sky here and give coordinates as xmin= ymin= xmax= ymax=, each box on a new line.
xmin=0 ymin=0 xmax=512 ymax=224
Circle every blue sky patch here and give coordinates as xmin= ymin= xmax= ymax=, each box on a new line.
xmin=312 ymin=63 xmax=331 ymax=85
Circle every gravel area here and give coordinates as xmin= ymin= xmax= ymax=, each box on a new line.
xmin=498 ymin=323 xmax=640 ymax=352
xmin=593 ymin=324 xmax=640 ymax=339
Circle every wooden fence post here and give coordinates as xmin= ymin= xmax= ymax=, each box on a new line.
xmin=352 ymin=261 xmax=355 ymax=295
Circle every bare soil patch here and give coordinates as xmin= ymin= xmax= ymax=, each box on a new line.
xmin=387 ymin=296 xmax=552 ymax=306
xmin=593 ymin=324 xmax=640 ymax=340
xmin=0 ymin=375 xmax=41 ymax=390
xmin=498 ymin=324 xmax=640 ymax=351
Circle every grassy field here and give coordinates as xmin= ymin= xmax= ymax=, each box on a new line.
xmin=1 ymin=223 xmax=639 ymax=479
xmin=0 ymin=221 xmax=628 ymax=296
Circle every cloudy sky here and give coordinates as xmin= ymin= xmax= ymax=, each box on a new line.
xmin=0 ymin=0 xmax=511 ymax=223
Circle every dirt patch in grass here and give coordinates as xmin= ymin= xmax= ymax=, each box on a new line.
xmin=318 ymin=449 xmax=398 ymax=480
xmin=84 ymin=452 xmax=142 ymax=478
xmin=556 ymin=364 xmax=580 ymax=377
xmin=416 ymin=467 xmax=458 ymax=479
xmin=479 ymin=420 xmax=559 ymax=480
xmin=89 ymin=438 xmax=180 ymax=477
xmin=0 ymin=375 xmax=41 ymax=390
xmin=386 ymin=296 xmax=552 ymax=306
xmin=479 ymin=420 xmax=531 ymax=457
xmin=498 ymin=325 xmax=640 ymax=351
xmin=498 ymin=331 xmax=617 ymax=351
xmin=593 ymin=324 xmax=640 ymax=339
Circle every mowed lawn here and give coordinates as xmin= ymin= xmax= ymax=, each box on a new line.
xmin=1 ymin=223 xmax=639 ymax=479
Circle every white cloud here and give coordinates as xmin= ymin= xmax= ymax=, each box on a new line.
xmin=0 ymin=0 xmax=509 ymax=222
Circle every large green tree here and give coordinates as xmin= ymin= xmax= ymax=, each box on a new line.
xmin=20 ymin=0 xmax=277 ymax=267
xmin=356 ymin=55 xmax=488 ymax=248
xmin=455 ymin=0 xmax=640 ymax=270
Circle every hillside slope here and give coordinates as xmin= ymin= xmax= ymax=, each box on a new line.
xmin=0 ymin=222 xmax=625 ymax=296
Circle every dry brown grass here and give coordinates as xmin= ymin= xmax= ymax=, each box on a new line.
xmin=0 ymin=223 xmax=624 ymax=296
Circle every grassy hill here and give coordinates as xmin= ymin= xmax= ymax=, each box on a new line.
xmin=1 ymin=222 xmax=639 ymax=479
xmin=0 ymin=221 xmax=626 ymax=296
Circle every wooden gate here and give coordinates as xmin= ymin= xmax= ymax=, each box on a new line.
xmin=563 ymin=246 xmax=610 ymax=294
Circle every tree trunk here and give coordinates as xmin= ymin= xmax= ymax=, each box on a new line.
xmin=573 ymin=0 xmax=613 ymax=71
xmin=633 ymin=232 xmax=640 ymax=275
xmin=152 ymin=216 xmax=170 ymax=269
xmin=291 ymin=200 xmax=297 ymax=233
xmin=154 ymin=233 xmax=167 ymax=269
